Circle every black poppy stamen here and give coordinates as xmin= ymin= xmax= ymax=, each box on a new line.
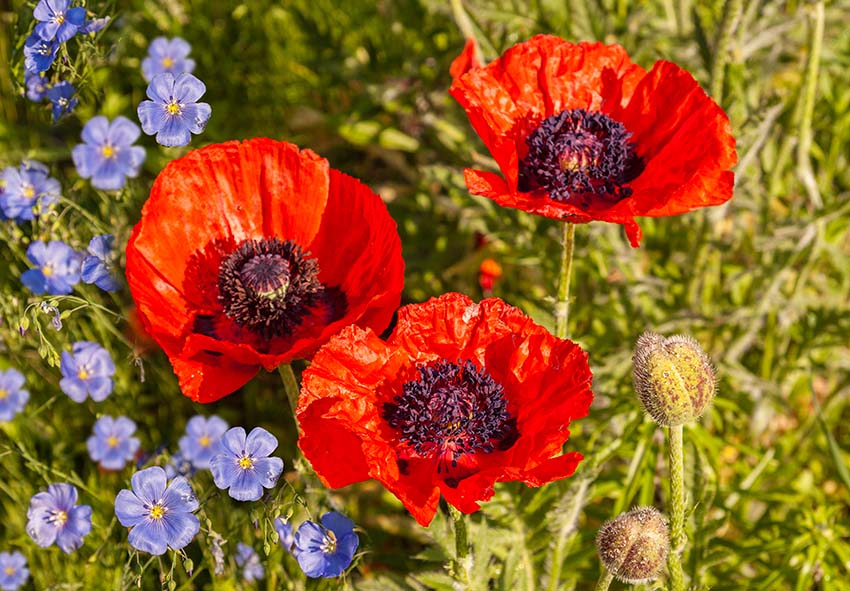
xmin=383 ymin=360 xmax=519 ymax=481
xmin=218 ymin=238 xmax=322 ymax=339
xmin=518 ymin=108 xmax=643 ymax=207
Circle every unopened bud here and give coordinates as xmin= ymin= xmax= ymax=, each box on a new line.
xmin=632 ymin=332 xmax=716 ymax=426
xmin=596 ymin=507 xmax=669 ymax=583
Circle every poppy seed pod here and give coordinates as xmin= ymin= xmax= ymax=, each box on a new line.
xmin=632 ymin=332 xmax=716 ymax=426
xmin=596 ymin=507 xmax=669 ymax=583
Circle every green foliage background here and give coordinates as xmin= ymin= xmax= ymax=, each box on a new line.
xmin=1 ymin=0 xmax=849 ymax=589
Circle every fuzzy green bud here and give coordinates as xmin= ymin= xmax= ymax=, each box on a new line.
xmin=632 ymin=331 xmax=716 ymax=426
xmin=596 ymin=507 xmax=670 ymax=583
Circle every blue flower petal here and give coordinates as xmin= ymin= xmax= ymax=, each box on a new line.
xmin=252 ymin=456 xmax=283 ymax=488
xmin=86 ymin=376 xmax=113 ymax=402
xmin=81 ymin=116 xmax=110 ymax=145
xmin=226 ymin=468 xmax=264 ymax=502
xmin=173 ymin=73 xmax=205 ymax=103
xmin=321 ymin=512 xmax=355 ymax=537
xmin=137 ymin=101 xmax=166 ymax=135
xmin=128 ymin=520 xmax=168 ymax=555
xmin=219 ymin=426 xmax=248 ymax=456
xmin=21 ymin=268 xmax=48 ymax=294
xmin=59 ymin=377 xmax=88 ymax=402
xmin=108 ymin=116 xmax=142 ymax=146
xmin=162 ymin=511 xmax=200 ymax=550
xmin=147 ymin=73 xmax=175 ymax=103
xmin=66 ymin=6 xmax=86 ymax=25
xmin=210 ymin=454 xmax=239 ymax=489
xmin=246 ymin=427 xmax=278 ymax=457
xmin=162 ymin=477 xmax=199 ymax=513
xmin=180 ymin=102 xmax=212 ymax=134
xmin=131 ymin=466 xmax=167 ymax=505
xmin=72 ymin=144 xmax=102 ymax=179
xmin=155 ymin=116 xmax=191 ymax=147
xmin=115 ymin=489 xmax=147 ymax=527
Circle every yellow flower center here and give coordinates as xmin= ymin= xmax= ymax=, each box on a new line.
xmin=0 ymin=389 xmax=7 ymax=400
xmin=166 ymin=101 xmax=181 ymax=116
xmin=238 ymin=456 xmax=254 ymax=470
xmin=161 ymin=56 xmax=175 ymax=68
xmin=107 ymin=436 xmax=119 ymax=447
xmin=23 ymin=185 xmax=36 ymax=199
xmin=77 ymin=368 xmax=90 ymax=380
xmin=55 ymin=13 xmax=65 ymax=24
xmin=42 ymin=265 xmax=53 ymax=277
xmin=199 ymin=435 xmax=211 ymax=447
xmin=50 ymin=510 xmax=68 ymax=526
xmin=101 ymin=144 xmax=115 ymax=158
xmin=149 ymin=503 xmax=166 ymax=520
xmin=3 ymin=566 xmax=14 ymax=576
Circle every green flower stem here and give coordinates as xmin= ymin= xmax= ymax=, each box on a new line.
xmin=277 ymin=364 xmax=300 ymax=417
xmin=555 ymin=222 xmax=576 ymax=339
xmin=710 ymin=0 xmax=742 ymax=104
xmin=797 ymin=0 xmax=825 ymax=209
xmin=667 ymin=424 xmax=686 ymax=591
xmin=594 ymin=570 xmax=614 ymax=591
xmin=449 ymin=505 xmax=472 ymax=588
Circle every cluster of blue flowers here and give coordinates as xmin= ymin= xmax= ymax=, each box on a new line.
xmin=136 ymin=37 xmax=211 ymax=147
xmin=23 ymin=0 xmax=108 ymax=121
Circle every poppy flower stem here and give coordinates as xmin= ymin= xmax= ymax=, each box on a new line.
xmin=448 ymin=505 xmax=472 ymax=588
xmin=555 ymin=222 xmax=576 ymax=339
xmin=277 ymin=364 xmax=300 ymax=417
xmin=594 ymin=570 xmax=614 ymax=591
xmin=667 ymin=424 xmax=687 ymax=591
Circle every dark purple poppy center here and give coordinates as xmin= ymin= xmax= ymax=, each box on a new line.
xmin=518 ymin=108 xmax=643 ymax=207
xmin=217 ymin=238 xmax=322 ymax=339
xmin=383 ymin=360 xmax=518 ymax=480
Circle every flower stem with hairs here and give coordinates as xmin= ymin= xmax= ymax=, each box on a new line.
xmin=667 ymin=424 xmax=686 ymax=591
xmin=555 ymin=222 xmax=576 ymax=339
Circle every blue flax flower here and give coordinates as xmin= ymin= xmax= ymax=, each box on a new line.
xmin=24 ymin=34 xmax=58 ymax=74
xmin=179 ymin=415 xmax=228 ymax=470
xmin=0 ymin=369 xmax=29 ymax=422
xmin=137 ymin=72 xmax=211 ymax=147
xmin=142 ymin=37 xmax=195 ymax=82
xmin=73 ymin=116 xmax=146 ymax=191
xmin=1 ymin=161 xmax=60 ymax=221
xmin=294 ymin=512 xmax=359 ymax=578
xmin=26 ymin=483 xmax=92 ymax=553
xmin=210 ymin=427 xmax=283 ymax=502
xmin=33 ymin=0 xmax=86 ymax=43
xmin=114 ymin=466 xmax=200 ymax=555
xmin=164 ymin=450 xmax=196 ymax=480
xmin=46 ymin=81 xmax=77 ymax=121
xmin=275 ymin=517 xmax=296 ymax=554
xmin=59 ymin=341 xmax=115 ymax=402
xmin=21 ymin=240 xmax=81 ymax=295
xmin=235 ymin=543 xmax=265 ymax=582
xmin=0 ymin=551 xmax=29 ymax=591
xmin=26 ymin=73 xmax=49 ymax=102
xmin=81 ymin=234 xmax=120 ymax=291
xmin=87 ymin=416 xmax=140 ymax=470
xmin=79 ymin=16 xmax=109 ymax=35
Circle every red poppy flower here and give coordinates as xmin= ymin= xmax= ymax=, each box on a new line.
xmin=125 ymin=138 xmax=404 ymax=403
xmin=449 ymin=35 xmax=737 ymax=247
xmin=297 ymin=292 xmax=593 ymax=526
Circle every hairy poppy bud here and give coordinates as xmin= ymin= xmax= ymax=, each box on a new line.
xmin=596 ymin=507 xmax=669 ymax=583
xmin=632 ymin=332 xmax=716 ymax=426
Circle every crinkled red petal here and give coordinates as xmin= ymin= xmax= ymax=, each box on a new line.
xmin=449 ymin=38 xmax=481 ymax=79
xmin=451 ymin=36 xmax=736 ymax=247
xmin=126 ymin=138 xmax=403 ymax=401
xmin=450 ymin=35 xmax=643 ymax=189
xmin=298 ymin=293 xmax=593 ymax=525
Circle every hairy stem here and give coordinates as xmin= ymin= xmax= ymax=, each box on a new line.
xmin=555 ymin=222 xmax=576 ymax=339
xmin=449 ymin=505 xmax=472 ymax=588
xmin=594 ymin=570 xmax=614 ymax=591
xmin=667 ymin=424 xmax=686 ymax=591
xmin=277 ymin=364 xmax=300 ymax=417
